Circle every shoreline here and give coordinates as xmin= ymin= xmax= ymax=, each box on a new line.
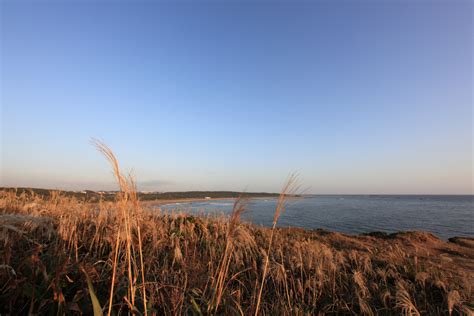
xmin=140 ymin=196 xmax=240 ymax=206
xmin=140 ymin=195 xmax=304 ymax=206
xmin=2 ymin=193 xmax=473 ymax=314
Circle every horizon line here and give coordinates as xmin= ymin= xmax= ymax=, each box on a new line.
xmin=1 ymin=186 xmax=473 ymax=196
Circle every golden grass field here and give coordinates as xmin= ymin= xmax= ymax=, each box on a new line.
xmin=1 ymin=142 xmax=473 ymax=315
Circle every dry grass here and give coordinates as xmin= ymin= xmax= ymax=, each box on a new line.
xmin=255 ymin=173 xmax=299 ymax=316
xmin=91 ymin=138 xmax=147 ymax=316
xmin=1 ymin=146 xmax=473 ymax=315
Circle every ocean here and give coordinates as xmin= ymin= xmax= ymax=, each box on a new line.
xmin=156 ymin=195 xmax=473 ymax=240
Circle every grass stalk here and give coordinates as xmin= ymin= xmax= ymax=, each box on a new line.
xmin=254 ymin=174 xmax=298 ymax=315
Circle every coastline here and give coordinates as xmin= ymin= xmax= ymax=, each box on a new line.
xmin=140 ymin=196 xmax=239 ymax=206
xmin=2 ymin=192 xmax=473 ymax=314
xmin=140 ymin=196 xmax=284 ymax=206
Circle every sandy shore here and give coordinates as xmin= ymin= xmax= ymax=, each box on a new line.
xmin=140 ymin=196 xmax=283 ymax=206
xmin=140 ymin=197 xmax=238 ymax=206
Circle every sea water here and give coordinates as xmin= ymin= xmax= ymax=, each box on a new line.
xmin=157 ymin=195 xmax=473 ymax=240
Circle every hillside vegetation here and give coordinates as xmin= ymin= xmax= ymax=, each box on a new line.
xmin=1 ymin=190 xmax=473 ymax=315
xmin=1 ymin=143 xmax=472 ymax=315
xmin=0 ymin=187 xmax=281 ymax=202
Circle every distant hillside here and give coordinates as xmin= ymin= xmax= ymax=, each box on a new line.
xmin=0 ymin=187 xmax=281 ymax=202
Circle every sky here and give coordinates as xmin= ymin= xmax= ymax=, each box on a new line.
xmin=1 ymin=0 xmax=472 ymax=194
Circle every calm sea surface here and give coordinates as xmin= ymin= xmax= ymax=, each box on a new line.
xmin=156 ymin=195 xmax=473 ymax=240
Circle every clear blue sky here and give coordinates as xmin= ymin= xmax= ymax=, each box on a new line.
xmin=1 ymin=0 xmax=472 ymax=194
